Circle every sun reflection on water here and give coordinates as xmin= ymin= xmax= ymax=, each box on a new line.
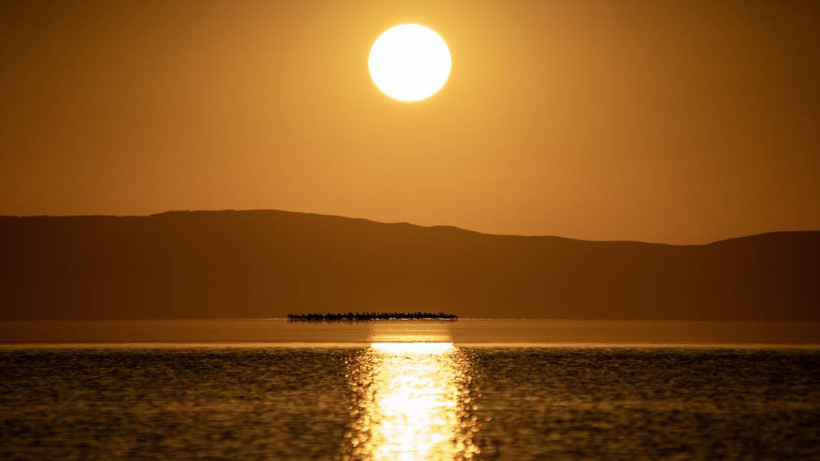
xmin=345 ymin=342 xmax=479 ymax=460
xmin=371 ymin=342 xmax=455 ymax=355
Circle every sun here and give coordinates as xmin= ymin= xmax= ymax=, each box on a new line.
xmin=368 ymin=24 xmax=452 ymax=102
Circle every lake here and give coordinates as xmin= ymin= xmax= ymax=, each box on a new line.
xmin=1 ymin=320 xmax=818 ymax=459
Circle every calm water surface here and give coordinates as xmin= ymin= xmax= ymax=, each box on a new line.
xmin=1 ymin=344 xmax=818 ymax=459
xmin=2 ymin=318 xmax=819 ymax=344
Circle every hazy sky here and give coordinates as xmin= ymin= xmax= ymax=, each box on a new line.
xmin=2 ymin=0 xmax=818 ymax=243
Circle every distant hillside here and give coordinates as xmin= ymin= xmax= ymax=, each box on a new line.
xmin=1 ymin=210 xmax=818 ymax=320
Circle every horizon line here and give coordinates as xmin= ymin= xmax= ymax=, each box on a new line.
xmin=1 ymin=207 xmax=817 ymax=247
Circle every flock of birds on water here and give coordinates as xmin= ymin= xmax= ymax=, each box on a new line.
xmin=287 ymin=311 xmax=458 ymax=321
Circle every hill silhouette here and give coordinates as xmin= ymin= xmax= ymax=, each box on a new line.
xmin=0 ymin=210 xmax=817 ymax=320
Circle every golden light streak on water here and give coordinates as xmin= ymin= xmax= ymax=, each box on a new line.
xmin=371 ymin=342 xmax=455 ymax=355
xmin=345 ymin=342 xmax=480 ymax=460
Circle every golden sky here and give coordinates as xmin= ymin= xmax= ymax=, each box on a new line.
xmin=1 ymin=0 xmax=818 ymax=243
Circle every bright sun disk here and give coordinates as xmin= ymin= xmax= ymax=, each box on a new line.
xmin=368 ymin=24 xmax=452 ymax=102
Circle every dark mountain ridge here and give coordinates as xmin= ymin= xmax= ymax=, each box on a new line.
xmin=1 ymin=210 xmax=817 ymax=320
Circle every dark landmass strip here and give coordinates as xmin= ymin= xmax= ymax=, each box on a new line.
xmin=287 ymin=312 xmax=458 ymax=321
xmin=1 ymin=209 xmax=818 ymax=321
